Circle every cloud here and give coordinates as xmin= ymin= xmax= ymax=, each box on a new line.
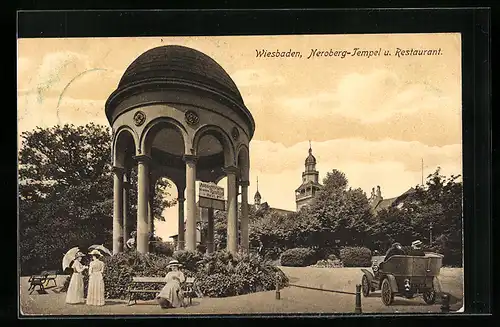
xmin=250 ymin=139 xmax=460 ymax=174
xmin=18 ymin=95 xmax=108 ymax=135
xmin=231 ymin=69 xmax=286 ymax=88
xmin=275 ymin=69 xmax=457 ymax=124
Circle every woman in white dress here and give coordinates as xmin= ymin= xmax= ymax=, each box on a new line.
xmin=156 ymin=260 xmax=186 ymax=308
xmin=86 ymin=249 xmax=105 ymax=306
xmin=65 ymin=252 xmax=88 ymax=304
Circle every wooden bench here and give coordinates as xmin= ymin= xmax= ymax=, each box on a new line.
xmin=27 ymin=270 xmax=59 ymax=294
xmin=127 ymin=276 xmax=196 ymax=307
xmin=28 ymin=275 xmax=47 ymax=294
xmin=40 ymin=270 xmax=58 ymax=287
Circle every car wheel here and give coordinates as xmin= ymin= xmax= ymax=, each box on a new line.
xmin=423 ymin=289 xmax=436 ymax=304
xmin=381 ymin=278 xmax=394 ymax=306
xmin=361 ymin=275 xmax=370 ymax=297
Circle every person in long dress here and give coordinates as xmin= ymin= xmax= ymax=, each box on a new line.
xmin=156 ymin=260 xmax=186 ymax=308
xmin=86 ymin=250 xmax=105 ymax=306
xmin=65 ymin=252 xmax=88 ymax=304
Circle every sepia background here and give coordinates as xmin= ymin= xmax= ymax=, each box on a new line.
xmin=17 ymin=34 xmax=462 ymax=241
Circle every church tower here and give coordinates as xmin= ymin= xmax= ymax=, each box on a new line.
xmin=254 ymin=176 xmax=262 ymax=209
xmin=295 ymin=141 xmax=322 ymax=211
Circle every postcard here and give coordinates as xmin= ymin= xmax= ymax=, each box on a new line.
xmin=18 ymin=33 xmax=463 ymax=315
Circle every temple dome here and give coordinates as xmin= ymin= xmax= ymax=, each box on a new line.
xmin=105 ymin=45 xmax=254 ymax=131
xmin=118 ymin=45 xmax=243 ymax=101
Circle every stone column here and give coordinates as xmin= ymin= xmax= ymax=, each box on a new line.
xmin=225 ymin=166 xmax=239 ymax=254
xmin=207 ymin=207 xmax=214 ymax=253
xmin=240 ymin=180 xmax=250 ymax=254
xmin=148 ymin=194 xmax=154 ymax=234
xmin=122 ymin=175 xmax=130 ymax=250
xmin=112 ymin=166 xmax=125 ymax=254
xmin=183 ymin=155 xmax=198 ymax=251
xmin=134 ymin=155 xmax=151 ymax=253
xmin=177 ymin=196 xmax=185 ymax=250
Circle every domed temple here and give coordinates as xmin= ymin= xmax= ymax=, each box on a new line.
xmin=105 ymin=45 xmax=255 ymax=255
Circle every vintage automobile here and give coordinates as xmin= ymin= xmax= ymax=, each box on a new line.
xmin=360 ymin=252 xmax=444 ymax=306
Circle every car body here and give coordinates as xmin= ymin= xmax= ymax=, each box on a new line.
xmin=360 ymin=252 xmax=444 ymax=305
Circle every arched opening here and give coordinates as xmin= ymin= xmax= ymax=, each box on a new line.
xmin=143 ymin=121 xmax=186 ymax=164
xmin=151 ymin=176 xmax=178 ymax=248
xmin=194 ymin=126 xmax=235 ymax=182
xmin=237 ymin=146 xmax=250 ymax=182
xmin=114 ymin=128 xmax=137 ymax=169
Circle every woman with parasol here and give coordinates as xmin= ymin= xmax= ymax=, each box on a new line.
xmin=86 ymin=249 xmax=106 ymax=306
xmin=65 ymin=251 xmax=88 ymax=304
xmin=156 ymin=260 xmax=186 ymax=308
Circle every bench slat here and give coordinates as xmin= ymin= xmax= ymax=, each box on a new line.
xmin=132 ymin=277 xmax=165 ymax=283
xmin=129 ymin=290 xmax=160 ymax=293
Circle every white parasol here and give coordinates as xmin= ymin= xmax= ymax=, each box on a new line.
xmin=88 ymin=244 xmax=112 ymax=256
xmin=62 ymin=247 xmax=81 ymax=271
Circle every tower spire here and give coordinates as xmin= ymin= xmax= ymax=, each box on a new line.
xmin=309 ymin=140 xmax=312 ymax=153
xmin=256 ymin=176 xmax=259 ymax=191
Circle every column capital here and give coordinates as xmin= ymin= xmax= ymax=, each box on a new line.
xmin=182 ymin=154 xmax=199 ymax=163
xmin=133 ymin=154 xmax=152 ymax=164
xmin=111 ymin=166 xmax=125 ymax=175
xmin=239 ymin=180 xmax=250 ymax=187
xmin=223 ymin=166 xmax=239 ymax=175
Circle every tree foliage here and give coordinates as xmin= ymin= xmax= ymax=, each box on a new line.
xmin=18 ymin=124 xmax=175 ymax=274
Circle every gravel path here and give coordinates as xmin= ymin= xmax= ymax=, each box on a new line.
xmin=20 ymin=267 xmax=463 ymax=316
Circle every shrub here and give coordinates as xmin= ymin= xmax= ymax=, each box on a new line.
xmin=102 ymin=251 xmax=172 ymax=300
xmin=315 ymin=246 xmax=340 ymax=260
xmin=172 ymin=250 xmax=204 ymax=272
xmin=72 ymin=250 xmax=287 ymax=300
xmin=280 ymin=248 xmax=316 ymax=267
xmin=311 ymin=259 xmax=343 ymax=268
xmin=339 ymin=247 xmax=372 ymax=267
xmin=195 ymin=251 xmax=289 ymax=298
xmin=151 ymin=241 xmax=175 ymax=257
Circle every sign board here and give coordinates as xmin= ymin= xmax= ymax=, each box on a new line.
xmin=199 ymin=182 xmax=225 ymax=201
xmin=199 ymin=182 xmax=225 ymax=210
xmin=198 ymin=196 xmax=225 ymax=211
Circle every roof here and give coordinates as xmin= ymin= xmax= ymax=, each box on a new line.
xmin=119 ymin=45 xmax=243 ymax=102
xmin=295 ymin=181 xmax=322 ymax=192
xmin=371 ymin=187 xmax=418 ymax=213
xmin=105 ymin=45 xmax=255 ymax=134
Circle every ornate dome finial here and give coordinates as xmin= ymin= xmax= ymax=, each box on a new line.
xmin=305 ymin=141 xmax=316 ymax=166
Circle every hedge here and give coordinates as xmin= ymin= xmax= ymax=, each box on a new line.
xmin=102 ymin=251 xmax=173 ymax=300
xmin=339 ymin=246 xmax=372 ymax=267
xmin=280 ymin=248 xmax=317 ymax=267
xmin=60 ymin=250 xmax=289 ymax=300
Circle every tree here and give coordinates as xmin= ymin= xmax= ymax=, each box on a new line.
xmin=309 ymin=169 xmax=374 ymax=247
xmin=18 ymin=124 xmax=175 ymax=274
xmin=369 ymin=167 xmax=463 ymax=266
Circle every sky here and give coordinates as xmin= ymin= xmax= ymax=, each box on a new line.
xmin=17 ymin=34 xmax=462 ymax=241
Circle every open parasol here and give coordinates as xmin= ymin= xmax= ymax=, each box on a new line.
xmin=62 ymin=247 xmax=81 ymax=271
xmin=88 ymin=244 xmax=112 ymax=256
